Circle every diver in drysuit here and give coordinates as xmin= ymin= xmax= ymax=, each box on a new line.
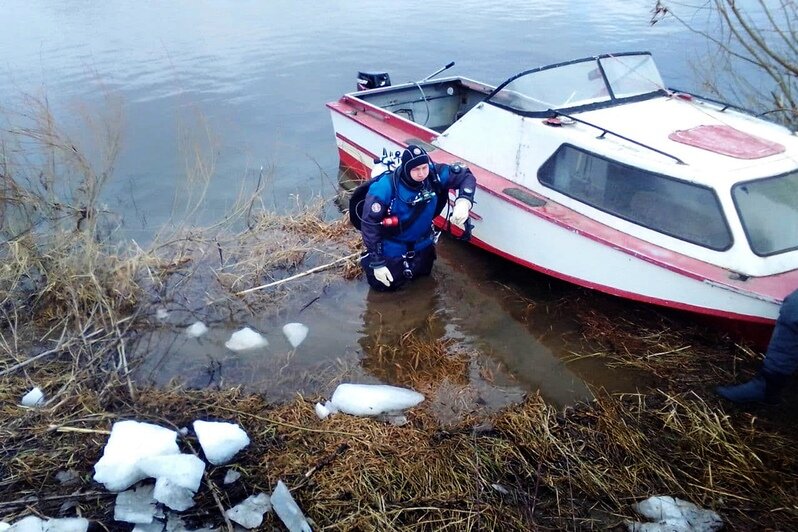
xmin=358 ymin=144 xmax=476 ymax=291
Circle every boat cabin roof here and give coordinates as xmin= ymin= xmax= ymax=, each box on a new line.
xmin=480 ymin=52 xmax=798 ymax=182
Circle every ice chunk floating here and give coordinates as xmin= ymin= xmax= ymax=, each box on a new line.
xmin=329 ymin=383 xmax=424 ymax=417
xmin=282 ymin=322 xmax=309 ymax=348
xmin=186 ymin=321 xmax=209 ymax=338
xmin=225 ymin=327 xmax=268 ymax=351
xmin=192 ymin=420 xmax=250 ymax=465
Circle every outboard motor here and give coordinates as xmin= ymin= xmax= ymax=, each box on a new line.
xmin=356 ymin=71 xmax=391 ymax=91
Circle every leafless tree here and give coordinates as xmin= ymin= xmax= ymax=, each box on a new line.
xmin=652 ymin=0 xmax=797 ymax=128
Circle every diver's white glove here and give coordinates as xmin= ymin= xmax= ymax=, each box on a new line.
xmin=450 ymin=198 xmax=472 ymax=225
xmin=373 ymin=265 xmax=393 ymax=287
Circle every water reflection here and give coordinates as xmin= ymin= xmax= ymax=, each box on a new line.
xmin=1 ymin=0 xmax=705 ymax=243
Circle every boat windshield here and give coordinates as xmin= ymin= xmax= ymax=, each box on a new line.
xmin=487 ymin=53 xmax=665 ymax=114
xmin=732 ymin=171 xmax=798 ymax=256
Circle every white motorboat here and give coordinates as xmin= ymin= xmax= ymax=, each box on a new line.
xmin=328 ymin=52 xmax=798 ymax=334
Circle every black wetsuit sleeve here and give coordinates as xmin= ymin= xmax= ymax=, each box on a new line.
xmin=361 ymin=189 xmax=389 ymax=267
xmin=440 ymin=164 xmax=477 ymax=203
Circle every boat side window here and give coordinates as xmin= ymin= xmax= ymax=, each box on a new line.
xmin=538 ymin=145 xmax=732 ymax=250
xmin=732 ymin=171 xmax=798 ymax=256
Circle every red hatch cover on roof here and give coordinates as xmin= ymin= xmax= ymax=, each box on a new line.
xmin=669 ymin=125 xmax=785 ymax=159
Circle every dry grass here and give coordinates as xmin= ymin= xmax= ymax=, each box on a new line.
xmin=3 ymin=367 xmax=797 ymax=530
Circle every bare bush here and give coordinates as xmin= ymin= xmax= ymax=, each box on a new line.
xmin=652 ymin=0 xmax=798 ymax=128
xmin=0 ymin=91 xmax=123 ymax=240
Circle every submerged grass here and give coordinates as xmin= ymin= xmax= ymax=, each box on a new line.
xmin=2 ymin=95 xmax=797 ymax=531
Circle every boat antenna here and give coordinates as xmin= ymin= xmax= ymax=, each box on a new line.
xmin=420 ymin=61 xmax=455 ymax=82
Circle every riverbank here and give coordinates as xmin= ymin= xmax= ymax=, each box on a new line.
xmin=1 ymin=208 xmax=796 ymax=531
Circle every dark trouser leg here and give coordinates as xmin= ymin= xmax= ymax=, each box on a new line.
xmin=361 ymin=244 xmax=436 ymax=291
xmin=409 ymin=244 xmax=436 ymax=278
xmin=715 ymin=372 xmax=788 ymax=405
xmin=762 ymin=289 xmax=798 ymax=376
xmin=716 ymin=289 xmax=798 ymax=404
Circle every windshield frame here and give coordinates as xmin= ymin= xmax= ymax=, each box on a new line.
xmin=485 ymin=51 xmax=667 ymax=117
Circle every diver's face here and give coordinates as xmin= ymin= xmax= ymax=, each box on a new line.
xmin=409 ymin=163 xmax=429 ymax=182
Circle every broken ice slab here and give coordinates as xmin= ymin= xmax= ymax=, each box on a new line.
xmin=271 ymin=480 xmax=312 ymax=532
xmin=39 ymin=518 xmax=90 ymax=532
xmin=330 ymin=383 xmax=424 ymax=417
xmin=225 ymin=492 xmax=271 ymax=529
xmin=163 ymin=513 xmax=217 ymax=532
xmin=20 ymin=387 xmax=45 ymax=407
xmin=223 ymin=469 xmax=241 ymax=484
xmin=153 ymin=477 xmax=195 ymax=512
xmin=137 ymin=453 xmax=205 ymax=492
xmin=314 ymin=402 xmax=330 ymax=420
xmin=630 ymin=495 xmax=723 ymax=532
xmin=94 ymin=421 xmax=180 ymax=492
xmin=192 ymin=420 xmax=250 ymax=465
xmin=2 ymin=516 xmax=89 ymax=532
xmin=385 ymin=414 xmax=408 ymax=426
xmin=114 ymin=484 xmax=157 ymax=524
xmin=4 ymin=516 xmax=44 ymax=531
xmin=132 ymin=522 xmax=164 ymax=532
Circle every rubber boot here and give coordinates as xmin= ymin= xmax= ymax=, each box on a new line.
xmin=715 ymin=371 xmax=788 ymax=405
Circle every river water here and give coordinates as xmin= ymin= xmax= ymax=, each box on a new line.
xmin=0 ymin=1 xmax=734 ymax=409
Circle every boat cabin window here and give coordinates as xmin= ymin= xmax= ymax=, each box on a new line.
xmin=732 ymin=171 xmax=798 ymax=256
xmin=486 ymin=53 xmax=665 ymax=115
xmin=539 ymin=145 xmax=732 ymax=251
